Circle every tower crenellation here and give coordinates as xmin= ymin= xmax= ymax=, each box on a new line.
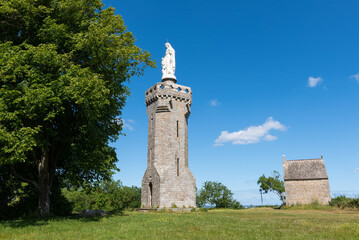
xmin=145 ymin=82 xmax=192 ymax=107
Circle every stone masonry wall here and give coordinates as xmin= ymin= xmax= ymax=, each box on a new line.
xmin=141 ymin=81 xmax=196 ymax=208
xmin=285 ymin=179 xmax=331 ymax=205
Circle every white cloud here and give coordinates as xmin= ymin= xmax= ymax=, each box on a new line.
xmin=308 ymin=76 xmax=322 ymax=87
xmin=214 ymin=117 xmax=286 ymax=146
xmin=350 ymin=73 xmax=359 ymax=82
xmin=353 ymin=168 xmax=359 ymax=173
xmin=263 ymin=134 xmax=278 ymax=141
xmin=209 ymin=99 xmax=220 ymax=107
xmin=115 ymin=118 xmax=135 ymax=131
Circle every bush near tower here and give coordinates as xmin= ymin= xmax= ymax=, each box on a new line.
xmin=196 ymin=181 xmax=243 ymax=209
xmin=0 ymin=0 xmax=154 ymax=216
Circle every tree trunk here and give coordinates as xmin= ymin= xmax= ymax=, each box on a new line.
xmin=11 ymin=147 xmax=57 ymax=216
xmin=37 ymin=149 xmax=51 ymax=216
xmin=280 ymin=192 xmax=286 ymax=205
xmin=38 ymin=184 xmax=50 ymax=216
xmin=0 ymin=198 xmax=8 ymax=215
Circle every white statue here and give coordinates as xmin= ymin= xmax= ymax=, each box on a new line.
xmin=161 ymin=43 xmax=176 ymax=80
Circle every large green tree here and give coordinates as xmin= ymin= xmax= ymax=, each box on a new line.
xmin=197 ymin=181 xmax=243 ymax=209
xmin=257 ymin=171 xmax=286 ymax=205
xmin=0 ymin=0 xmax=154 ymax=215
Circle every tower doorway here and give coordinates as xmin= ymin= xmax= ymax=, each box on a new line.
xmin=148 ymin=182 xmax=153 ymax=207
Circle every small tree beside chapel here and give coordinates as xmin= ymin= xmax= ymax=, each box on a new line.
xmin=257 ymin=171 xmax=286 ymax=205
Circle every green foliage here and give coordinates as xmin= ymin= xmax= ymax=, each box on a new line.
xmin=49 ymin=177 xmax=73 ymax=216
xmin=0 ymin=176 xmax=72 ymax=219
xmin=196 ymin=181 xmax=243 ymax=209
xmin=279 ymin=196 xmax=359 ymax=210
xmin=0 ymin=0 xmax=154 ymax=215
xmin=0 ymin=166 xmax=22 ymax=219
xmin=63 ymin=179 xmax=141 ymax=212
xmin=330 ymin=195 xmax=359 ymax=209
xmin=257 ymin=171 xmax=286 ymax=205
xmin=120 ymin=186 xmax=141 ymax=210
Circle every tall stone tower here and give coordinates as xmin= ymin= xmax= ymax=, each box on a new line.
xmin=141 ymin=43 xmax=196 ymax=208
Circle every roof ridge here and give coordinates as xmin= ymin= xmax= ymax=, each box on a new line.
xmin=286 ymin=158 xmax=323 ymax=162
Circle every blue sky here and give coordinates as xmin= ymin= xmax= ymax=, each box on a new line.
xmin=104 ymin=0 xmax=359 ymax=205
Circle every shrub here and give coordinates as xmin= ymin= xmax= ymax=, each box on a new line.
xmin=330 ymin=195 xmax=359 ymax=209
xmin=63 ymin=180 xmax=141 ymax=213
xmin=197 ymin=181 xmax=244 ymax=209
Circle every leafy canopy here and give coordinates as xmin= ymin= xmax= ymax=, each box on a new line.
xmin=197 ymin=181 xmax=243 ymax=209
xmin=0 ymin=0 xmax=154 ymax=182
xmin=257 ymin=171 xmax=286 ymax=204
xmin=0 ymin=0 xmax=154 ymax=215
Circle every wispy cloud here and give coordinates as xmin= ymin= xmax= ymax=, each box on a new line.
xmin=350 ymin=73 xmax=359 ymax=82
xmin=115 ymin=118 xmax=135 ymax=131
xmin=214 ymin=117 xmax=286 ymax=146
xmin=353 ymin=168 xmax=359 ymax=173
xmin=308 ymin=76 xmax=322 ymax=87
xmin=123 ymin=119 xmax=135 ymax=131
xmin=209 ymin=99 xmax=220 ymax=107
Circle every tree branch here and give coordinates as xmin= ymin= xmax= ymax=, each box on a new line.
xmin=11 ymin=165 xmax=39 ymax=189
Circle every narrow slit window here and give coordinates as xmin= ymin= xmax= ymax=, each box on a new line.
xmin=149 ymin=148 xmax=152 ymax=166
xmin=177 ymin=121 xmax=179 ymax=138
xmin=152 ymin=118 xmax=154 ymax=131
xmin=177 ymin=158 xmax=179 ymax=176
xmin=150 ymin=117 xmax=152 ymax=132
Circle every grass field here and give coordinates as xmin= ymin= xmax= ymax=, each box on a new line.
xmin=1 ymin=208 xmax=359 ymax=240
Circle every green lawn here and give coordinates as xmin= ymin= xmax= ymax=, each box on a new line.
xmin=1 ymin=208 xmax=359 ymax=239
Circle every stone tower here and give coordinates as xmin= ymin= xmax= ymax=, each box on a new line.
xmin=283 ymin=155 xmax=331 ymax=205
xmin=141 ymin=43 xmax=196 ymax=208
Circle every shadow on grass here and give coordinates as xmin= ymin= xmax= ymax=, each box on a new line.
xmin=0 ymin=212 xmax=128 ymax=228
xmin=0 ymin=218 xmax=50 ymax=228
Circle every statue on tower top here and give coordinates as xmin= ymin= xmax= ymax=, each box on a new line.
xmin=161 ymin=42 xmax=176 ymax=82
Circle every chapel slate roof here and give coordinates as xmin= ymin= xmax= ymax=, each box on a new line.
xmin=283 ymin=158 xmax=328 ymax=181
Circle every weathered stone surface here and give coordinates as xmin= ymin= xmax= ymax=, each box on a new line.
xmin=283 ymin=158 xmax=328 ymax=180
xmin=284 ymin=179 xmax=331 ymax=205
xmin=141 ymin=80 xmax=196 ymax=208
xmin=283 ymin=156 xmax=331 ymax=205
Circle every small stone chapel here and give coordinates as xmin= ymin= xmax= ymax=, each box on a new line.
xmin=283 ymin=155 xmax=331 ymax=205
